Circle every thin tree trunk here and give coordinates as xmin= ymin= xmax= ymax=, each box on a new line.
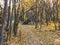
xmin=1 ymin=0 xmax=8 ymax=45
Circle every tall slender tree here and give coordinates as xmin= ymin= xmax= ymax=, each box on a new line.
xmin=1 ymin=0 xmax=8 ymax=45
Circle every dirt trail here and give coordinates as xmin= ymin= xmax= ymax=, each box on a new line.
xmin=8 ymin=24 xmax=60 ymax=45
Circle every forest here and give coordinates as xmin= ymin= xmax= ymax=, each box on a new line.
xmin=0 ymin=0 xmax=60 ymax=45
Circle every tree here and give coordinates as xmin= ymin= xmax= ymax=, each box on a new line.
xmin=1 ymin=0 xmax=8 ymax=45
xmin=13 ymin=0 xmax=17 ymax=36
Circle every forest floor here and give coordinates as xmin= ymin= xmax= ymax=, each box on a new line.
xmin=8 ymin=23 xmax=60 ymax=45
